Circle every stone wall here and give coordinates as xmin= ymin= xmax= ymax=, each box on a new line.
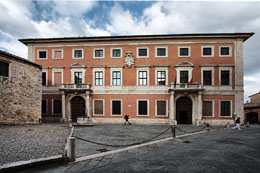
xmin=0 ymin=55 xmax=42 ymax=124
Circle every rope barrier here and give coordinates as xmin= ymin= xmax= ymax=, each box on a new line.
xmin=73 ymin=126 xmax=171 ymax=148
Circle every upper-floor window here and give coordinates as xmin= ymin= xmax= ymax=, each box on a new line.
xmin=52 ymin=69 xmax=63 ymax=86
xmin=157 ymin=71 xmax=166 ymax=85
xmin=202 ymin=46 xmax=214 ymax=57
xmin=38 ymin=50 xmax=48 ymax=59
xmin=220 ymin=100 xmax=231 ymax=117
xmin=221 ymin=70 xmax=230 ymax=85
xmin=219 ymin=46 xmax=232 ymax=57
xmin=112 ymin=71 xmax=121 ymax=86
xmin=42 ymin=72 xmax=47 ymax=86
xmin=203 ymin=70 xmax=212 ymax=85
xmin=95 ymin=71 xmax=103 ymax=86
xmin=94 ymin=48 xmax=104 ymax=59
xmin=111 ymin=48 xmax=122 ymax=58
xmin=0 ymin=61 xmax=9 ymax=77
xmin=138 ymin=71 xmax=147 ymax=86
xmin=180 ymin=71 xmax=188 ymax=83
xmin=156 ymin=47 xmax=167 ymax=57
xmin=137 ymin=47 xmax=149 ymax=58
xmin=178 ymin=46 xmax=190 ymax=57
xmin=73 ymin=49 xmax=83 ymax=59
xmin=52 ymin=49 xmax=63 ymax=59
xmin=74 ymin=72 xmax=82 ymax=84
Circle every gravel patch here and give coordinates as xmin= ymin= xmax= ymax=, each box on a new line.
xmin=0 ymin=123 xmax=71 ymax=165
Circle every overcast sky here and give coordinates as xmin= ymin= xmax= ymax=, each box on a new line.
xmin=0 ymin=0 xmax=259 ymax=102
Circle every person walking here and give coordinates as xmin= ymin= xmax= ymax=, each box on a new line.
xmin=233 ymin=117 xmax=241 ymax=130
xmin=124 ymin=115 xmax=131 ymax=125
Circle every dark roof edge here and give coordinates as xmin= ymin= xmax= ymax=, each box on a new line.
xmin=0 ymin=50 xmax=42 ymax=69
xmin=19 ymin=32 xmax=255 ymax=45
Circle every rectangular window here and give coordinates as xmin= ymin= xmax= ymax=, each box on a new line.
xmin=0 ymin=61 xmax=9 ymax=77
xmin=112 ymin=49 xmax=121 ymax=58
xmin=53 ymin=100 xmax=62 ymax=114
xmin=203 ymin=48 xmax=212 ymax=56
xmin=42 ymin=100 xmax=47 ymax=114
xmin=156 ymin=48 xmax=166 ymax=57
xmin=221 ymin=70 xmax=230 ymax=85
xmin=42 ymin=72 xmax=47 ymax=86
xmin=73 ymin=49 xmax=83 ymax=59
xmin=203 ymin=71 xmax=212 ymax=85
xmin=157 ymin=71 xmax=166 ymax=85
xmin=38 ymin=50 xmax=47 ymax=59
xmin=221 ymin=101 xmax=231 ymax=116
xmin=138 ymin=71 xmax=147 ymax=86
xmin=74 ymin=72 xmax=82 ymax=84
xmin=220 ymin=47 xmax=230 ymax=56
xmin=156 ymin=100 xmax=167 ymax=116
xmin=95 ymin=49 xmax=104 ymax=58
xmin=54 ymin=72 xmax=62 ymax=86
xmin=94 ymin=100 xmax=104 ymax=115
xmin=179 ymin=47 xmax=189 ymax=57
xmin=138 ymin=48 xmax=148 ymax=57
xmin=53 ymin=49 xmax=63 ymax=59
xmin=112 ymin=100 xmax=121 ymax=115
xmin=203 ymin=101 xmax=213 ymax=117
xmin=138 ymin=100 xmax=148 ymax=116
xmin=95 ymin=71 xmax=103 ymax=86
xmin=112 ymin=71 xmax=121 ymax=86
xmin=180 ymin=71 xmax=188 ymax=83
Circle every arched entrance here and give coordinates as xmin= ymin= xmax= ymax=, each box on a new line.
xmin=71 ymin=96 xmax=85 ymax=122
xmin=176 ymin=97 xmax=192 ymax=124
xmin=246 ymin=112 xmax=258 ymax=124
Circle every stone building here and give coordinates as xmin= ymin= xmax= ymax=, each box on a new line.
xmin=244 ymin=92 xmax=260 ymax=124
xmin=0 ymin=50 xmax=42 ymax=124
xmin=19 ymin=33 xmax=253 ymax=125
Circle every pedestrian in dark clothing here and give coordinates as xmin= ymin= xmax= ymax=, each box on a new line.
xmin=233 ymin=117 xmax=241 ymax=130
xmin=124 ymin=115 xmax=131 ymax=125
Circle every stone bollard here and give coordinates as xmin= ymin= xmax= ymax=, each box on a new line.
xmin=171 ymin=125 xmax=176 ymax=138
xmin=246 ymin=121 xmax=250 ymax=127
xmin=67 ymin=137 xmax=75 ymax=162
xmin=227 ymin=122 xmax=230 ymax=128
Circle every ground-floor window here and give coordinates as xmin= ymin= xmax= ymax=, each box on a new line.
xmin=203 ymin=101 xmax=213 ymax=117
xmin=111 ymin=100 xmax=122 ymax=116
xmin=94 ymin=99 xmax=104 ymax=116
xmin=53 ymin=99 xmax=62 ymax=114
xmin=138 ymin=100 xmax=149 ymax=116
xmin=220 ymin=100 xmax=231 ymax=117
xmin=156 ymin=100 xmax=167 ymax=116
xmin=42 ymin=99 xmax=47 ymax=114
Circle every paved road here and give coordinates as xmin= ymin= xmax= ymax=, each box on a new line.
xmin=28 ymin=124 xmax=260 ymax=173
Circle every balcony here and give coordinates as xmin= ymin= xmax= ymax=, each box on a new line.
xmin=59 ymin=83 xmax=92 ymax=93
xmin=169 ymin=82 xmax=204 ymax=94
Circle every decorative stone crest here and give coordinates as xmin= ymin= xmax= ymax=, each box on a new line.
xmin=124 ymin=51 xmax=134 ymax=68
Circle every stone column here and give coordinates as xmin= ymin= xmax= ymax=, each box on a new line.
xmin=169 ymin=91 xmax=176 ymax=125
xmin=197 ymin=91 xmax=202 ymax=125
xmin=86 ymin=91 xmax=91 ymax=120
xmin=61 ymin=91 xmax=66 ymax=122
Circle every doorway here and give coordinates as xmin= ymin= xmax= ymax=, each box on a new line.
xmin=176 ymin=97 xmax=192 ymax=124
xmin=71 ymin=96 xmax=85 ymax=122
xmin=246 ymin=112 xmax=258 ymax=124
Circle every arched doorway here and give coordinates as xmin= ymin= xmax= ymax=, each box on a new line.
xmin=176 ymin=97 xmax=192 ymax=124
xmin=71 ymin=96 xmax=85 ymax=122
xmin=246 ymin=112 xmax=258 ymax=124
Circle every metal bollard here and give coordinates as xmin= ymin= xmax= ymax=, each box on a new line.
xmin=171 ymin=125 xmax=176 ymax=138
xmin=67 ymin=137 xmax=75 ymax=162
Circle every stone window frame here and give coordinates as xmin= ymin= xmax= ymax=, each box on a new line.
xmin=137 ymin=99 xmax=149 ymax=117
xmin=110 ymin=67 xmax=122 ymax=86
xmin=110 ymin=48 xmax=122 ymax=58
xmin=219 ymin=46 xmax=232 ymax=57
xmin=155 ymin=67 xmax=168 ymax=86
xmin=0 ymin=60 xmax=11 ymax=79
xmin=70 ymin=68 xmax=86 ymax=84
xmin=110 ymin=99 xmax=123 ymax=116
xmin=219 ymin=67 xmax=232 ymax=89
xmin=136 ymin=47 xmax=149 ymax=58
xmin=52 ymin=49 xmax=64 ymax=59
xmin=93 ymin=99 xmax=105 ymax=116
xmin=136 ymin=67 xmax=149 ymax=86
xmin=52 ymin=99 xmax=62 ymax=115
xmin=219 ymin=100 xmax=232 ymax=118
xmin=72 ymin=48 xmax=84 ymax=59
xmin=37 ymin=49 xmax=48 ymax=60
xmin=178 ymin=46 xmax=191 ymax=58
xmin=201 ymin=67 xmax=214 ymax=86
xmin=176 ymin=67 xmax=193 ymax=84
xmin=42 ymin=99 xmax=48 ymax=115
xmin=93 ymin=48 xmax=105 ymax=59
xmin=93 ymin=67 xmax=105 ymax=87
xmin=202 ymin=100 xmax=214 ymax=117
xmin=201 ymin=46 xmax=214 ymax=57
xmin=155 ymin=46 xmax=168 ymax=58
xmin=52 ymin=68 xmax=64 ymax=86
xmin=155 ymin=99 xmax=168 ymax=117
xmin=42 ymin=69 xmax=48 ymax=86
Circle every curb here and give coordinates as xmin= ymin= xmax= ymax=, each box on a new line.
xmin=0 ymin=155 xmax=65 ymax=173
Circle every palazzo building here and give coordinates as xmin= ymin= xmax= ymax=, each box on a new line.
xmin=19 ymin=33 xmax=254 ymax=125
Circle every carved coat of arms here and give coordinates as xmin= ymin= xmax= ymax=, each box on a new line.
xmin=124 ymin=51 xmax=134 ymax=68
